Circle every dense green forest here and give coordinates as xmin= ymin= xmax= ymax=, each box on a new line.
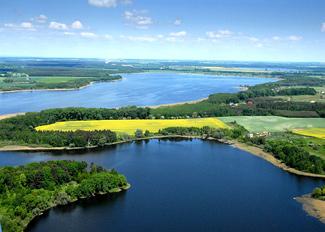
xmin=0 ymin=160 xmax=129 ymax=232
xmin=312 ymin=185 xmax=325 ymax=200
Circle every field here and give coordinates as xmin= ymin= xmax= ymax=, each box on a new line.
xmin=271 ymin=86 xmax=325 ymax=103
xmin=36 ymin=118 xmax=228 ymax=134
xmin=292 ymin=128 xmax=325 ymax=139
xmin=218 ymin=116 xmax=325 ymax=132
xmin=31 ymin=76 xmax=80 ymax=83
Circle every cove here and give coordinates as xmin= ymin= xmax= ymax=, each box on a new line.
xmin=0 ymin=73 xmax=275 ymax=114
xmin=0 ymin=139 xmax=324 ymax=232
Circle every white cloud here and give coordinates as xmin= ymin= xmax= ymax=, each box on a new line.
xmin=322 ymin=22 xmax=325 ymax=32
xmin=206 ymin=30 xmax=233 ymax=39
xmin=88 ymin=0 xmax=117 ymax=8
xmin=288 ymin=35 xmax=302 ymax=41
xmin=4 ymin=22 xmax=35 ymax=31
xmin=80 ymin=32 xmax=98 ymax=38
xmin=104 ymin=34 xmax=113 ymax=40
xmin=169 ymin=31 xmax=187 ymax=37
xmin=120 ymin=35 xmax=158 ymax=42
xmin=174 ymin=19 xmax=182 ymax=25
xmin=256 ymin=43 xmax=264 ymax=48
xmin=36 ymin=15 xmax=48 ymax=23
xmin=4 ymin=23 xmax=15 ymax=28
xmin=20 ymin=22 xmax=33 ymax=29
xmin=49 ymin=21 xmax=68 ymax=30
xmin=248 ymin=37 xmax=259 ymax=42
xmin=88 ymin=0 xmax=131 ymax=8
xmin=166 ymin=37 xmax=178 ymax=42
xmin=124 ymin=10 xmax=153 ymax=29
xmin=272 ymin=36 xmax=281 ymax=41
xmin=71 ymin=20 xmax=83 ymax=29
xmin=64 ymin=32 xmax=76 ymax=36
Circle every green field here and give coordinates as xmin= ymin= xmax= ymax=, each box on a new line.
xmin=271 ymin=86 xmax=325 ymax=103
xmin=31 ymin=76 xmax=80 ymax=83
xmin=219 ymin=116 xmax=325 ymax=132
xmin=36 ymin=118 xmax=228 ymax=134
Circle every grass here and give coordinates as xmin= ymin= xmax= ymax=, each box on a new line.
xmin=292 ymin=128 xmax=325 ymax=139
xmin=31 ymin=76 xmax=79 ymax=83
xmin=36 ymin=118 xmax=228 ymax=134
xmin=218 ymin=116 xmax=325 ymax=133
xmin=271 ymin=86 xmax=325 ymax=103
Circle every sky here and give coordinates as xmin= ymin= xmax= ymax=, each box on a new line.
xmin=0 ymin=0 xmax=325 ymax=62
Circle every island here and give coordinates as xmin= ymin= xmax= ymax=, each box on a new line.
xmin=0 ymin=160 xmax=130 ymax=232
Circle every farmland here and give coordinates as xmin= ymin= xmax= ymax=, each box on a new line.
xmin=292 ymin=128 xmax=325 ymax=139
xmin=219 ymin=116 xmax=325 ymax=132
xmin=36 ymin=118 xmax=228 ymax=134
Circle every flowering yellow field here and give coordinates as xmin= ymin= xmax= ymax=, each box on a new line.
xmin=292 ymin=128 xmax=325 ymax=139
xmin=36 ymin=118 xmax=228 ymax=134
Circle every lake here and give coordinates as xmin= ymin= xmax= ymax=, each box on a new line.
xmin=0 ymin=139 xmax=324 ymax=232
xmin=0 ymin=73 xmax=275 ymax=114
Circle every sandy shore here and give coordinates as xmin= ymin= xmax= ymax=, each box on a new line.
xmin=296 ymin=195 xmax=325 ymax=223
xmin=0 ymin=113 xmax=25 ymax=120
xmin=231 ymin=141 xmax=325 ymax=179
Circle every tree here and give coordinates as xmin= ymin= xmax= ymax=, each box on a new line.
xmin=144 ymin=130 xmax=150 ymax=137
xmin=135 ymin=129 xmax=143 ymax=138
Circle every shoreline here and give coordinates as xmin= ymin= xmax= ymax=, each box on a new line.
xmin=1 ymin=136 xmax=324 ymax=179
xmin=231 ymin=141 xmax=325 ymax=179
xmin=0 ymin=82 xmax=93 ymax=94
xmin=0 ymin=112 xmax=25 ymax=120
xmin=0 ymin=78 xmax=122 ymax=94
xmin=296 ymin=195 xmax=325 ymax=224
xmin=148 ymin=97 xmax=208 ymax=108
xmin=24 ymin=183 xmax=130 ymax=232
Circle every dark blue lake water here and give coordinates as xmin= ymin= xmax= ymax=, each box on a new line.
xmin=0 ymin=139 xmax=324 ymax=232
xmin=0 ymin=73 xmax=275 ymax=114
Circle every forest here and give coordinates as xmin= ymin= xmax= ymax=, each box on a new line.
xmin=0 ymin=160 xmax=129 ymax=232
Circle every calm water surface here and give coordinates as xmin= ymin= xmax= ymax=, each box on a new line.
xmin=0 ymin=73 xmax=275 ymax=114
xmin=0 ymin=139 xmax=324 ymax=232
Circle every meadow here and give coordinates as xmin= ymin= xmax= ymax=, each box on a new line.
xmin=292 ymin=128 xmax=325 ymax=139
xmin=36 ymin=118 xmax=228 ymax=134
xmin=218 ymin=116 xmax=325 ymax=132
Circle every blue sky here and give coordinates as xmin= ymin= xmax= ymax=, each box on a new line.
xmin=0 ymin=0 xmax=325 ymax=61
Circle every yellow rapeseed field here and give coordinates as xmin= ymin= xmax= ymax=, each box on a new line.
xmin=36 ymin=118 xmax=228 ymax=134
xmin=292 ymin=128 xmax=325 ymax=139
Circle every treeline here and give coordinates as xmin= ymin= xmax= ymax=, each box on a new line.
xmin=158 ymin=124 xmax=247 ymax=140
xmin=0 ymin=160 xmax=129 ymax=232
xmin=312 ymin=186 xmax=325 ymax=200
xmin=264 ymin=140 xmax=325 ymax=174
